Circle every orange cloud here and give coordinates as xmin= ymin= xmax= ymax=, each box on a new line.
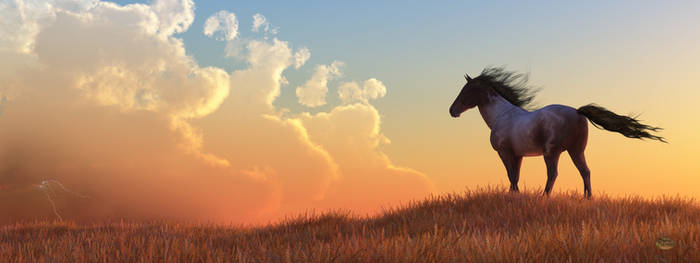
xmin=299 ymin=104 xmax=434 ymax=213
xmin=0 ymin=0 xmax=433 ymax=224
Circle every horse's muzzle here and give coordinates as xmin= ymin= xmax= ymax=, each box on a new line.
xmin=449 ymin=107 xmax=460 ymax=118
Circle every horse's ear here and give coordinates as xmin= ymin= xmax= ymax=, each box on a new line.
xmin=465 ymin=74 xmax=472 ymax=82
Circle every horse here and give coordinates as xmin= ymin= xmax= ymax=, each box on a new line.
xmin=449 ymin=67 xmax=665 ymax=198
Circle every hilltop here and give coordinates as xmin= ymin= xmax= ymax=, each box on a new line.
xmin=2 ymin=187 xmax=699 ymax=262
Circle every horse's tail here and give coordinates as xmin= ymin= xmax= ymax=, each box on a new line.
xmin=577 ymin=104 xmax=666 ymax=142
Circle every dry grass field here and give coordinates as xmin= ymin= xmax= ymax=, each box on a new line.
xmin=1 ymin=186 xmax=699 ymax=262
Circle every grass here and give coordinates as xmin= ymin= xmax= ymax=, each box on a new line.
xmin=1 ymin=186 xmax=699 ymax=262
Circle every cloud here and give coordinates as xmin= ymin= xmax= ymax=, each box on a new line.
xmin=293 ymin=47 xmax=310 ymax=69
xmin=252 ymin=13 xmax=278 ymax=35
xmin=252 ymin=13 xmax=266 ymax=32
xmin=299 ymin=104 xmax=433 ymax=212
xmin=296 ymin=61 xmax=343 ymax=107
xmin=28 ymin=1 xmax=230 ymax=167
xmin=0 ymin=0 xmax=239 ymax=221
xmin=362 ymin=78 xmax=388 ymax=101
xmin=338 ymin=78 xmax=388 ymax=104
xmin=152 ymin=0 xmax=194 ymax=36
xmin=195 ymin=38 xmax=343 ymax=215
xmin=203 ymin=10 xmax=238 ymax=41
xmin=0 ymin=2 xmax=433 ymax=224
xmin=0 ymin=0 xmax=95 ymax=53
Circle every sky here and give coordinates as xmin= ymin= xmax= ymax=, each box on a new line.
xmin=1 ymin=0 xmax=699 ymax=224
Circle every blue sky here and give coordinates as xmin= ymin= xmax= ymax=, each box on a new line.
xmin=134 ymin=0 xmax=699 ymax=111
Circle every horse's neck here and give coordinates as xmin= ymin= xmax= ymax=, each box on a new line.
xmin=477 ymin=94 xmax=523 ymax=130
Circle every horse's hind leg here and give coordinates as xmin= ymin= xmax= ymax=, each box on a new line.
xmin=569 ymin=150 xmax=592 ymax=199
xmin=543 ymin=152 xmax=562 ymax=196
xmin=498 ymin=151 xmax=523 ymax=192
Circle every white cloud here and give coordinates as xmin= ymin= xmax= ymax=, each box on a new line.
xmin=338 ymin=82 xmax=362 ymax=104
xmin=252 ymin=13 xmax=266 ymax=32
xmin=203 ymin=10 xmax=238 ymax=41
xmin=296 ymin=61 xmax=343 ymax=107
xmin=338 ymin=78 xmax=387 ymax=104
xmin=252 ymin=13 xmax=278 ymax=35
xmin=362 ymin=78 xmax=388 ymax=100
xmin=293 ymin=47 xmax=310 ymax=69
xmin=151 ymin=0 xmax=195 ymax=36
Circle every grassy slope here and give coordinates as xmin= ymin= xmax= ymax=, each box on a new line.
xmin=1 ymin=187 xmax=699 ymax=262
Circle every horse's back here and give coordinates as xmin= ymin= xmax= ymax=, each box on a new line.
xmin=535 ymin=104 xmax=587 ymax=129
xmin=492 ymin=104 xmax=588 ymax=156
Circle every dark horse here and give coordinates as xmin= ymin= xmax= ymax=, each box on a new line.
xmin=449 ymin=67 xmax=664 ymax=198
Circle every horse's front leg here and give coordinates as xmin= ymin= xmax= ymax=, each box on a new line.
xmin=498 ymin=151 xmax=523 ymax=192
xmin=543 ymin=151 xmax=562 ymax=196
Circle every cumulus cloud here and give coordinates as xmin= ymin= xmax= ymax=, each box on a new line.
xmin=152 ymin=0 xmax=195 ymax=36
xmin=362 ymin=78 xmax=388 ymax=100
xmin=0 ymin=1 xmax=432 ymax=224
xmin=0 ymin=0 xmax=243 ymax=222
xmin=30 ymin=1 xmax=230 ymax=167
xmin=299 ymin=104 xmax=433 ymax=212
xmin=0 ymin=0 xmax=95 ymax=53
xmin=203 ymin=10 xmax=238 ymax=41
xmin=338 ymin=78 xmax=388 ymax=104
xmin=296 ymin=61 xmax=343 ymax=107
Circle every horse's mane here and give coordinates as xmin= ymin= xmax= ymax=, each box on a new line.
xmin=474 ymin=67 xmax=538 ymax=109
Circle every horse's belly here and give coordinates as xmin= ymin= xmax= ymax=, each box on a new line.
xmin=521 ymin=149 xmax=543 ymax=156
xmin=491 ymin=131 xmax=543 ymax=156
xmin=511 ymin=129 xmax=543 ymax=156
xmin=515 ymin=143 xmax=543 ymax=156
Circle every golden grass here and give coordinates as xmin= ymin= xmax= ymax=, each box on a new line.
xmin=2 ymin=186 xmax=699 ymax=262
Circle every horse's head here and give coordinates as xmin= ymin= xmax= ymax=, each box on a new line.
xmin=449 ymin=74 xmax=488 ymax=118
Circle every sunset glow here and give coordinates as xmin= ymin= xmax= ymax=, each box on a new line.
xmin=1 ymin=0 xmax=698 ymax=224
